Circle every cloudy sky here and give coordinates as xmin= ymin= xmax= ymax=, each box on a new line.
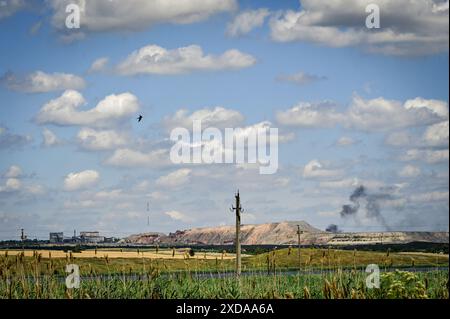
xmin=0 ymin=0 xmax=448 ymax=240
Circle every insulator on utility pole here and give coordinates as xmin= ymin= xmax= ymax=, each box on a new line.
xmin=230 ymin=190 xmax=244 ymax=278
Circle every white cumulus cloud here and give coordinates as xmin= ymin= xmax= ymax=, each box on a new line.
xmin=49 ymin=0 xmax=237 ymax=39
xmin=303 ymin=160 xmax=344 ymax=178
xmin=5 ymin=178 xmax=21 ymax=190
xmin=1 ymin=71 xmax=85 ymax=93
xmin=116 ymin=44 xmax=256 ymax=75
xmin=77 ymin=128 xmax=128 ymax=151
xmin=64 ymin=170 xmax=100 ymax=191
xmin=105 ymin=148 xmax=170 ymax=168
xmin=410 ymin=191 xmax=449 ymax=202
xmin=269 ymin=0 xmax=449 ymax=56
xmin=163 ymin=106 xmax=244 ymax=131
xmin=156 ymin=169 xmax=192 ymax=188
xmin=336 ymin=136 xmax=357 ymax=147
xmin=42 ymin=128 xmax=61 ymax=147
xmin=165 ymin=210 xmax=192 ymax=222
xmin=276 ymin=101 xmax=344 ymax=128
xmin=226 ymin=8 xmax=270 ymax=37
xmin=276 ymin=96 xmax=448 ymax=131
xmin=398 ymin=165 xmax=421 ymax=178
xmin=423 ymin=121 xmax=449 ymax=146
xmin=88 ymin=57 xmax=109 ymax=73
xmin=276 ymin=71 xmax=327 ymax=86
xmin=35 ymin=90 xmax=139 ymax=128
xmin=401 ymin=149 xmax=449 ymax=163
xmin=4 ymin=165 xmax=22 ymax=178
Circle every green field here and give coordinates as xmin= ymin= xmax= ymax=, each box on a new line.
xmin=0 ymin=247 xmax=448 ymax=299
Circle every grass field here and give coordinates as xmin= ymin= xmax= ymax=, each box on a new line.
xmin=0 ymin=247 xmax=448 ymax=299
xmin=246 ymin=247 xmax=448 ymax=271
xmin=1 ymin=247 xmax=446 ymax=274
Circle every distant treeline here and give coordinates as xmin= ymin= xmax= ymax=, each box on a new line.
xmin=0 ymin=241 xmax=447 ymax=254
xmin=331 ymin=241 xmax=449 ymax=254
xmin=185 ymin=242 xmax=449 ymax=255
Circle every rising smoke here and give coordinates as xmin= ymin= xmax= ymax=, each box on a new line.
xmin=325 ymin=224 xmax=340 ymax=233
xmin=339 ymin=185 xmax=393 ymax=230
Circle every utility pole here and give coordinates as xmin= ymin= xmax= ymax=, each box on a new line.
xmin=297 ymin=225 xmax=303 ymax=274
xmin=20 ymin=228 xmax=26 ymax=250
xmin=20 ymin=228 xmax=27 ymax=241
xmin=230 ymin=190 xmax=244 ymax=278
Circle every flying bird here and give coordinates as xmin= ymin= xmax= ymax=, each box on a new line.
xmin=137 ymin=115 xmax=143 ymax=122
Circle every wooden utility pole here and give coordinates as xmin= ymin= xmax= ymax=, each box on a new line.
xmin=297 ymin=225 xmax=303 ymax=273
xmin=20 ymin=228 xmax=26 ymax=250
xmin=230 ymin=190 xmax=243 ymax=278
xmin=20 ymin=228 xmax=27 ymax=241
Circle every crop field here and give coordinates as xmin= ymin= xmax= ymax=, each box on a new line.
xmin=0 ymin=247 xmax=448 ymax=299
xmin=2 ymin=248 xmax=239 ymax=260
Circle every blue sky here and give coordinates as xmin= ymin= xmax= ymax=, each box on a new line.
xmin=0 ymin=0 xmax=449 ymax=240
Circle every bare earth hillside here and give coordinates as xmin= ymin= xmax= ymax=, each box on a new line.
xmin=122 ymin=221 xmax=449 ymax=246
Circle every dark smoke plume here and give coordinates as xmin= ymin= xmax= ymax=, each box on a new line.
xmin=339 ymin=185 xmax=392 ymax=229
xmin=326 ymin=224 xmax=340 ymax=233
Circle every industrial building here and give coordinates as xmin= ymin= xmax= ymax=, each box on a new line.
xmin=48 ymin=230 xmax=111 ymax=244
xmin=80 ymin=231 xmax=105 ymax=243
xmin=49 ymin=232 xmax=64 ymax=243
